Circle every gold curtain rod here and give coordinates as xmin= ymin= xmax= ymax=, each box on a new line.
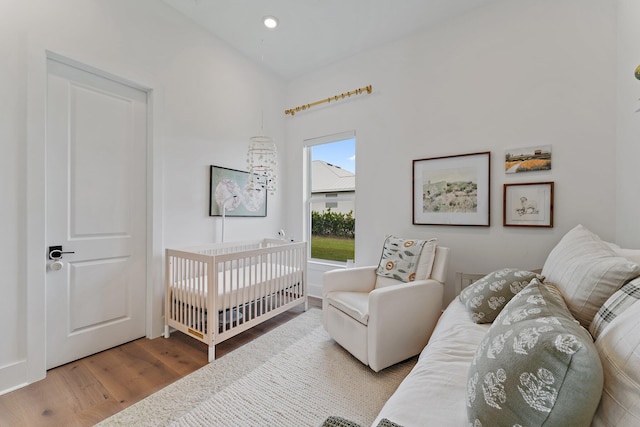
xmin=285 ymin=85 xmax=372 ymax=116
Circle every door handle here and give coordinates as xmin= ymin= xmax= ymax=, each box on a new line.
xmin=48 ymin=245 xmax=75 ymax=260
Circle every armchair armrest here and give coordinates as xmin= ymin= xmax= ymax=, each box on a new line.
xmin=322 ymin=266 xmax=377 ymax=297
xmin=367 ymin=279 xmax=444 ymax=372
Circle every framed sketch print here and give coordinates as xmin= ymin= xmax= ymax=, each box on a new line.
xmin=413 ymin=152 xmax=491 ymax=226
xmin=209 ymin=165 xmax=267 ymax=217
xmin=503 ymin=182 xmax=554 ymax=227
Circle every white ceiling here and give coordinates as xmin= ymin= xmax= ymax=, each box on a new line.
xmin=162 ymin=0 xmax=500 ymax=81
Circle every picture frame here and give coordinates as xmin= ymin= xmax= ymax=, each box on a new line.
xmin=503 ymin=182 xmax=554 ymax=227
xmin=504 ymin=145 xmax=552 ymax=174
xmin=412 ymin=152 xmax=491 ymax=226
xmin=209 ymin=165 xmax=267 ymax=217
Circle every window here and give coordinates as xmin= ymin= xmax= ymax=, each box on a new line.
xmin=305 ymin=133 xmax=355 ymax=263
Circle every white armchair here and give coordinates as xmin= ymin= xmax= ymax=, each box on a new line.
xmin=322 ymin=244 xmax=450 ymax=372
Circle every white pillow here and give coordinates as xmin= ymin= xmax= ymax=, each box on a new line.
xmin=415 ymin=239 xmax=437 ymax=279
xmin=606 ymin=242 xmax=640 ymax=265
xmin=541 ymin=224 xmax=640 ymax=328
xmin=590 ymin=277 xmax=640 ymax=339
xmin=592 ymin=299 xmax=640 ymax=426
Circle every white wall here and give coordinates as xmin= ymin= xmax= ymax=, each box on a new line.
xmin=616 ymin=0 xmax=640 ymax=247
xmin=0 ymin=0 xmax=286 ymax=394
xmin=0 ymin=0 xmax=28 ymax=382
xmin=1 ymin=0 xmax=634 ymax=396
xmin=285 ymin=0 xmax=617 ymax=303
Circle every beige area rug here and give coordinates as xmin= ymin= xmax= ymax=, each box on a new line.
xmin=97 ymin=309 xmax=416 ymax=427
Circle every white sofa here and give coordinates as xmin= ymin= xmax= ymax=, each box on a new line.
xmin=373 ymin=297 xmax=490 ymax=426
xmin=371 ymin=225 xmax=640 ymax=427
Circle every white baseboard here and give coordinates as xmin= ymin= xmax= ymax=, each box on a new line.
xmin=0 ymin=359 xmax=29 ymax=396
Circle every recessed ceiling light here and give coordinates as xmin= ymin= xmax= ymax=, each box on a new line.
xmin=263 ymin=16 xmax=279 ymax=29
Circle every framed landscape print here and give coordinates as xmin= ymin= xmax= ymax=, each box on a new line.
xmin=209 ymin=165 xmax=267 ymax=217
xmin=504 ymin=145 xmax=552 ymax=174
xmin=413 ymin=152 xmax=491 ymax=226
xmin=503 ymin=182 xmax=554 ymax=227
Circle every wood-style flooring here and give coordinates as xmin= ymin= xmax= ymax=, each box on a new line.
xmin=0 ymin=298 xmax=321 ymax=427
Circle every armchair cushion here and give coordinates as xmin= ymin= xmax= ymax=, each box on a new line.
xmin=325 ymin=291 xmax=370 ymax=325
xmin=375 ymin=237 xmax=436 ymax=288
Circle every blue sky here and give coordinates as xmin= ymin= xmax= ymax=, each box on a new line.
xmin=311 ymin=137 xmax=356 ymax=173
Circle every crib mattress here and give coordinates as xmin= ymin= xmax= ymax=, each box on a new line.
xmin=169 ymin=262 xmax=302 ymax=312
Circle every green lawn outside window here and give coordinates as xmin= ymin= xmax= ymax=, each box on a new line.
xmin=310 ymin=235 xmax=355 ymax=262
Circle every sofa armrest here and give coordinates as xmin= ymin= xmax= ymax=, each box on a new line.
xmin=367 ymin=279 xmax=444 ymax=372
xmin=322 ymin=266 xmax=377 ymax=297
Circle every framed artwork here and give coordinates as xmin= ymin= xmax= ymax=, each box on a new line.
xmin=503 ymin=181 xmax=554 ymax=227
xmin=504 ymin=145 xmax=552 ymax=174
xmin=209 ymin=165 xmax=267 ymax=217
xmin=413 ymin=152 xmax=491 ymax=226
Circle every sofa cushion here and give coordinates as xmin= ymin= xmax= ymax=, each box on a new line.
xmin=459 ymin=268 xmax=544 ymax=323
xmin=374 ymin=298 xmax=491 ymax=427
xmin=592 ymin=298 xmax=640 ymax=426
xmin=541 ymin=224 xmax=640 ymax=328
xmin=466 ymin=279 xmax=603 ymax=427
xmin=590 ymin=277 xmax=640 ymax=340
xmin=375 ymin=237 xmax=436 ymax=287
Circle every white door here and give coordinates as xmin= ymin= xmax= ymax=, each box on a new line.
xmin=45 ymin=58 xmax=148 ymax=369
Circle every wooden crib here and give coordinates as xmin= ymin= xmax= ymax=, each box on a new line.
xmin=164 ymin=239 xmax=307 ymax=361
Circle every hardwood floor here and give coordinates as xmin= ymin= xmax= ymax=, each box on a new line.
xmin=0 ymin=298 xmax=321 ymax=427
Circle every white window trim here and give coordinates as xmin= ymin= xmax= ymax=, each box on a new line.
xmin=304 ymin=130 xmax=356 ymax=263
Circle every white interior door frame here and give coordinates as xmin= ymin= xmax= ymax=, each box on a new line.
xmin=23 ymin=47 xmax=164 ymax=387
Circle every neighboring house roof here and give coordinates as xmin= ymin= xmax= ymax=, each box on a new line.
xmin=312 ymin=160 xmax=355 ymax=193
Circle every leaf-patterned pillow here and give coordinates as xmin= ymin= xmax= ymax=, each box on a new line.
xmin=376 ymin=236 xmax=428 ymax=282
xmin=459 ymin=269 xmax=544 ymax=324
xmin=466 ymin=279 xmax=603 ymax=427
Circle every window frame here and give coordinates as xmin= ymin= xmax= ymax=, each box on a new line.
xmin=304 ymin=131 xmax=356 ymax=265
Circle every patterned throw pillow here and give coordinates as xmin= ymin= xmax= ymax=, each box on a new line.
xmin=466 ymin=279 xmax=603 ymax=427
xmin=592 ymin=297 xmax=640 ymax=426
xmin=589 ymin=277 xmax=640 ymax=339
xmin=321 ymin=417 xmax=403 ymax=427
xmin=459 ymin=269 xmax=544 ymax=324
xmin=376 ymin=236 xmax=430 ymax=283
xmin=321 ymin=416 xmax=363 ymax=427
xmin=542 ymin=224 xmax=640 ymax=328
